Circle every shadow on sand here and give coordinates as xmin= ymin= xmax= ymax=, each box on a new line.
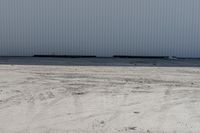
xmin=0 ymin=57 xmax=200 ymax=67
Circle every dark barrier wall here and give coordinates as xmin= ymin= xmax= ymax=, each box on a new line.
xmin=0 ymin=0 xmax=200 ymax=57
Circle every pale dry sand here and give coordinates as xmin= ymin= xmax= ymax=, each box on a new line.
xmin=0 ymin=58 xmax=200 ymax=133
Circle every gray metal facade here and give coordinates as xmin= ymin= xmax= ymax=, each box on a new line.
xmin=0 ymin=0 xmax=200 ymax=57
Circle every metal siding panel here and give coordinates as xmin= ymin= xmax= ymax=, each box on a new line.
xmin=0 ymin=0 xmax=200 ymax=57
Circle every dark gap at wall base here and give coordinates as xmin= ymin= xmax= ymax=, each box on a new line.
xmin=113 ymin=55 xmax=168 ymax=59
xmin=34 ymin=55 xmax=170 ymax=59
xmin=0 ymin=55 xmax=199 ymax=59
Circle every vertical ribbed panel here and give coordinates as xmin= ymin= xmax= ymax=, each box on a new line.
xmin=0 ymin=0 xmax=200 ymax=57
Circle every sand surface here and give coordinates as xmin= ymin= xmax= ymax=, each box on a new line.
xmin=0 ymin=58 xmax=200 ymax=133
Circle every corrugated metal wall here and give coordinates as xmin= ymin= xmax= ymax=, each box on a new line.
xmin=0 ymin=0 xmax=200 ymax=57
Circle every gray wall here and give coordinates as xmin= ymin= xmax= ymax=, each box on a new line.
xmin=0 ymin=0 xmax=200 ymax=57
